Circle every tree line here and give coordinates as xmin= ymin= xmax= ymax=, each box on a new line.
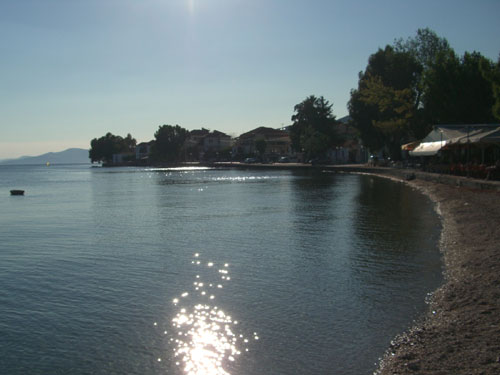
xmin=349 ymin=28 xmax=500 ymax=160
xmin=90 ymin=28 xmax=500 ymax=164
xmin=89 ymin=98 xmax=339 ymax=164
xmin=89 ymin=125 xmax=189 ymax=163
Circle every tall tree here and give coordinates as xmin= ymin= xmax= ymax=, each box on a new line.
xmin=152 ymin=124 xmax=189 ymax=162
xmin=394 ymin=28 xmax=451 ymax=72
xmin=290 ymin=95 xmax=338 ymax=159
xmin=493 ymin=56 xmax=500 ymax=121
xmin=423 ymin=51 xmax=497 ymax=124
xmin=481 ymin=54 xmax=500 ymax=121
xmin=89 ymin=132 xmax=136 ymax=163
xmin=349 ymin=46 xmax=421 ymax=159
xmin=394 ymin=27 xmax=452 ymax=124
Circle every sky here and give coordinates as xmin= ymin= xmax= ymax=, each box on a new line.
xmin=1 ymin=0 xmax=499 ymax=159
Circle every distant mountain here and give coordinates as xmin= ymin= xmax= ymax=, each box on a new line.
xmin=0 ymin=148 xmax=91 ymax=165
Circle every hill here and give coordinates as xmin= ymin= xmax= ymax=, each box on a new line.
xmin=0 ymin=148 xmax=90 ymax=165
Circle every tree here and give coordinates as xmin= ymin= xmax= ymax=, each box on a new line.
xmin=394 ymin=28 xmax=451 ymax=72
xmin=89 ymin=132 xmax=136 ymax=163
xmin=481 ymin=54 xmax=500 ymax=121
xmin=493 ymin=57 xmax=500 ymax=121
xmin=349 ymin=46 xmax=421 ymax=159
xmin=359 ymin=75 xmax=416 ymax=157
xmin=422 ymin=51 xmax=497 ymax=124
xmin=290 ymin=95 xmax=338 ymax=159
xmin=350 ymin=28 xmax=498 ymax=160
xmin=394 ymin=29 xmax=498 ymax=123
xmin=152 ymin=124 xmax=189 ymax=162
xmin=394 ymin=28 xmax=452 ymax=111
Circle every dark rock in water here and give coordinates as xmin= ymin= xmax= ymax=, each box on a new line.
xmin=10 ymin=190 xmax=25 ymax=196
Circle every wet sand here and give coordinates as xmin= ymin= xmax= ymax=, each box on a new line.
xmin=374 ymin=176 xmax=500 ymax=374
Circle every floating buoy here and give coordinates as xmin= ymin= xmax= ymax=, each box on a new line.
xmin=10 ymin=190 xmax=25 ymax=196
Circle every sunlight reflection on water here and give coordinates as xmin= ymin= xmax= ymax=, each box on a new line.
xmin=168 ymin=254 xmax=258 ymax=375
xmin=145 ymin=167 xmax=213 ymax=172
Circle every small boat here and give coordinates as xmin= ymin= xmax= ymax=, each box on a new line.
xmin=10 ymin=190 xmax=25 ymax=196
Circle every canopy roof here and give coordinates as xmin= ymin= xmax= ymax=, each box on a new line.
xmin=447 ymin=127 xmax=500 ymax=145
xmin=410 ymin=141 xmax=447 ymax=156
xmin=408 ymin=124 xmax=500 ymax=156
xmin=401 ymin=141 xmax=420 ymax=151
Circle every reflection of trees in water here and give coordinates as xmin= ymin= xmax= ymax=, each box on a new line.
xmin=350 ymin=175 xmax=442 ymax=302
xmin=289 ymin=170 xmax=339 ymax=225
xmin=353 ymin=176 xmax=439 ymax=254
xmin=287 ymin=171 xmax=361 ymax=270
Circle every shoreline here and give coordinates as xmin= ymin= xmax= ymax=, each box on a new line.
xmin=228 ymin=163 xmax=500 ymax=373
xmin=366 ymin=171 xmax=500 ymax=374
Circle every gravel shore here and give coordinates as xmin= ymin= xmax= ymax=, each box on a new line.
xmin=375 ymin=177 xmax=500 ymax=375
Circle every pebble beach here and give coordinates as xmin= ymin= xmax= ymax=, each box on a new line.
xmin=375 ymin=175 xmax=500 ymax=374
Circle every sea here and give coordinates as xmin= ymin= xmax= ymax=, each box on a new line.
xmin=0 ymin=164 xmax=443 ymax=374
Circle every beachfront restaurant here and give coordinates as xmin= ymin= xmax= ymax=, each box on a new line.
xmin=407 ymin=124 xmax=500 ymax=178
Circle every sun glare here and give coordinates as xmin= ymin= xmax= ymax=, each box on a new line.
xmin=167 ymin=254 xmax=259 ymax=374
xmin=187 ymin=0 xmax=195 ymax=13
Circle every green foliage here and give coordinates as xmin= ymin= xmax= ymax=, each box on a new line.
xmin=152 ymin=124 xmax=189 ymax=162
xmin=360 ymin=75 xmax=415 ymax=133
xmin=350 ymin=28 xmax=499 ymax=160
xmin=89 ymin=132 xmax=136 ymax=163
xmin=394 ymin=28 xmax=452 ymax=112
xmin=480 ymin=55 xmax=500 ymax=121
xmin=290 ymin=95 xmax=338 ymax=158
xmin=423 ymin=51 xmax=497 ymax=124
xmin=365 ymin=46 xmax=422 ymax=91
xmin=349 ymin=46 xmax=421 ymax=159
xmin=394 ymin=28 xmax=451 ymax=71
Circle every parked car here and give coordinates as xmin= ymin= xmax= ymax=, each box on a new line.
xmin=308 ymin=158 xmax=330 ymax=165
xmin=244 ymin=157 xmax=257 ymax=163
xmin=278 ymin=156 xmax=290 ymax=163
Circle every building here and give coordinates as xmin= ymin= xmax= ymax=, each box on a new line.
xmin=328 ymin=116 xmax=368 ymax=164
xmin=135 ymin=141 xmax=154 ymax=161
xmin=234 ymin=126 xmax=292 ymax=161
xmin=202 ymin=130 xmax=232 ymax=154
xmin=184 ymin=129 xmax=233 ymax=161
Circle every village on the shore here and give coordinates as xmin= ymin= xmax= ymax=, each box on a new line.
xmin=89 ymin=28 xmax=500 ymax=181
xmin=91 ymin=117 xmax=365 ymax=166
xmin=91 ymin=120 xmax=500 ymax=181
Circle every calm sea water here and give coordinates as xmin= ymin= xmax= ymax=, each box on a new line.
xmin=0 ymin=164 xmax=442 ymax=375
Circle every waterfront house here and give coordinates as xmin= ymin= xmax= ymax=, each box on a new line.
xmin=112 ymin=152 xmax=135 ymax=164
xmin=135 ymin=141 xmax=154 ymax=161
xmin=184 ymin=129 xmax=233 ymax=161
xmin=327 ymin=116 xmax=368 ymax=164
xmin=202 ymin=130 xmax=233 ymax=155
xmin=233 ymin=126 xmax=292 ymax=161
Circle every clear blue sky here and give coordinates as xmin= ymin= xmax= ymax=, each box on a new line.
xmin=1 ymin=0 xmax=499 ymax=159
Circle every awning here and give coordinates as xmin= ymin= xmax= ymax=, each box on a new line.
xmin=407 ymin=125 xmax=500 ymax=156
xmin=409 ymin=140 xmax=447 ymax=156
xmin=447 ymin=127 xmax=500 ymax=145
xmin=401 ymin=141 xmax=420 ymax=151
